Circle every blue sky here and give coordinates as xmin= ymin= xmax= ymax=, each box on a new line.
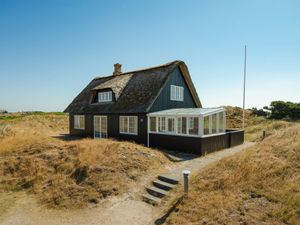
xmin=0 ymin=0 xmax=299 ymax=112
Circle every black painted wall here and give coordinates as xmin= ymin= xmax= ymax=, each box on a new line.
xmin=69 ymin=113 xmax=148 ymax=145
xmin=149 ymin=130 xmax=244 ymax=155
xmin=149 ymin=67 xmax=197 ymax=112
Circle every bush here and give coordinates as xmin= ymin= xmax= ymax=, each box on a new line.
xmin=251 ymin=107 xmax=269 ymax=117
xmin=264 ymin=101 xmax=300 ymax=120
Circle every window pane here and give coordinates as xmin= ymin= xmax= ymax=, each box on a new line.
xmin=74 ymin=115 xmax=78 ymax=129
xmin=212 ymin=114 xmax=217 ymax=133
xmin=204 ymin=116 xmax=209 ymax=135
xmin=150 ymin=117 xmax=156 ymax=132
xmin=124 ymin=117 xmax=128 ymax=132
xmin=170 ymin=85 xmax=184 ymax=101
xmin=80 ymin=116 xmax=85 ymax=129
xmin=188 ymin=117 xmax=198 ymax=135
xmin=120 ymin=117 xmax=128 ymax=133
xmin=177 ymin=87 xmax=183 ymax=101
xmin=177 ymin=117 xmax=182 ymax=134
xmin=167 ymin=118 xmax=175 ymax=133
xmin=98 ymin=91 xmax=112 ymax=102
xmin=129 ymin=117 xmax=137 ymax=134
xmin=219 ymin=112 xmax=224 ymax=132
xmin=120 ymin=116 xmax=137 ymax=134
xmin=74 ymin=115 xmax=83 ymax=129
xmin=182 ymin=117 xmax=187 ymax=134
xmin=158 ymin=117 xmax=166 ymax=132
xmin=101 ymin=117 xmax=107 ymax=133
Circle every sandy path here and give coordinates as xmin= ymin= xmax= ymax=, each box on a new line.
xmin=0 ymin=193 xmax=154 ymax=225
xmin=0 ymin=142 xmax=254 ymax=225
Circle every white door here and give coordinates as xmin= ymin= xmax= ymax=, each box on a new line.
xmin=94 ymin=116 xmax=108 ymax=138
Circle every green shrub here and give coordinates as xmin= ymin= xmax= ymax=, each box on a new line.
xmin=264 ymin=101 xmax=300 ymax=120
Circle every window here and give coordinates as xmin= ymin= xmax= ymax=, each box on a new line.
xmin=212 ymin=114 xmax=217 ymax=133
xmin=188 ymin=117 xmax=199 ymax=135
xmin=158 ymin=117 xmax=166 ymax=132
xmin=204 ymin=116 xmax=209 ymax=135
xmin=170 ymin=85 xmax=184 ymax=101
xmin=219 ymin=112 xmax=224 ymax=132
xmin=120 ymin=116 xmax=137 ymax=134
xmin=150 ymin=117 xmax=157 ymax=132
xmin=74 ymin=115 xmax=85 ymax=129
xmin=167 ymin=118 xmax=175 ymax=133
xmin=98 ymin=91 xmax=112 ymax=102
xmin=177 ymin=117 xmax=187 ymax=134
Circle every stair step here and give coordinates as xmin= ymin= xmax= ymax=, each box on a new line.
xmin=146 ymin=186 xmax=169 ymax=198
xmin=153 ymin=179 xmax=176 ymax=191
xmin=158 ymin=174 xmax=179 ymax=185
xmin=142 ymin=193 xmax=161 ymax=205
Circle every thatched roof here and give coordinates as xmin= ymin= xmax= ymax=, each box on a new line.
xmin=64 ymin=60 xmax=201 ymax=114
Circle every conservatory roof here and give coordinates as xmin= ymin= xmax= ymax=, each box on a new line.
xmin=148 ymin=107 xmax=225 ymax=117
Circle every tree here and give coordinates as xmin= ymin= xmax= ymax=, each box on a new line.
xmin=264 ymin=101 xmax=300 ymax=120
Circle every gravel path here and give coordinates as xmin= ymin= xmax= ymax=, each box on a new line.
xmin=0 ymin=142 xmax=254 ymax=225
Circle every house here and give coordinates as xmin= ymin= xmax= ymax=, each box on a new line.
xmin=64 ymin=60 xmax=244 ymax=154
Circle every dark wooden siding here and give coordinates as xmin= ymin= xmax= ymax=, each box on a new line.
xmin=149 ymin=67 xmax=197 ymax=112
xmin=149 ymin=133 xmax=202 ymax=154
xmin=227 ymin=129 xmax=244 ymax=147
xmin=149 ymin=130 xmax=244 ymax=155
xmin=69 ymin=113 xmax=148 ymax=145
xmin=69 ymin=113 xmax=93 ymax=137
xmin=108 ymin=114 xmax=148 ymax=145
xmin=200 ymin=134 xmax=229 ymax=154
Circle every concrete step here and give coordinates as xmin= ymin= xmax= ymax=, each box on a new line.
xmin=153 ymin=179 xmax=175 ymax=191
xmin=142 ymin=193 xmax=161 ymax=205
xmin=158 ymin=174 xmax=179 ymax=185
xmin=146 ymin=186 xmax=169 ymax=198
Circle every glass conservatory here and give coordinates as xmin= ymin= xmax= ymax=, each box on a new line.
xmin=147 ymin=107 xmax=226 ymax=138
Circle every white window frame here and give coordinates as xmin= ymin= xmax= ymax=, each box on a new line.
xmin=170 ymin=85 xmax=184 ymax=101
xmin=167 ymin=117 xmax=175 ymax=133
xmin=98 ymin=91 xmax=112 ymax=102
xmin=119 ymin=116 xmax=138 ymax=135
xmin=158 ymin=117 xmax=166 ymax=132
xmin=74 ymin=115 xmax=85 ymax=130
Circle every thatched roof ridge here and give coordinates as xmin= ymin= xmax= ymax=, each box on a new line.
xmin=92 ymin=60 xmax=179 ymax=80
xmin=64 ymin=60 xmax=201 ymax=114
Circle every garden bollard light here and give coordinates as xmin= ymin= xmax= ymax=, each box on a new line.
xmin=182 ymin=170 xmax=191 ymax=193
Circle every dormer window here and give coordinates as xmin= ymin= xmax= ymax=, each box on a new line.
xmin=98 ymin=91 xmax=112 ymax=102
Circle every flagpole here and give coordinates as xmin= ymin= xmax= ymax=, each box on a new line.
xmin=242 ymin=45 xmax=247 ymax=129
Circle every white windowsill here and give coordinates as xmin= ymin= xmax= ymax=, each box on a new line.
xmin=201 ymin=132 xmax=226 ymax=137
xmin=148 ymin=131 xmax=226 ymax=138
xmin=119 ymin=132 xmax=138 ymax=136
xmin=74 ymin=127 xmax=85 ymax=130
xmin=149 ymin=131 xmax=200 ymax=138
xmin=170 ymin=99 xmax=184 ymax=102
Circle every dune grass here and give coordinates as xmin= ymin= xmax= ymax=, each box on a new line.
xmin=0 ymin=113 xmax=170 ymax=208
xmin=166 ymin=123 xmax=300 ymax=225
xmin=225 ymin=106 xmax=295 ymax=142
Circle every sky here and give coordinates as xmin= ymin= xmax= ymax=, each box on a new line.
xmin=0 ymin=0 xmax=299 ymax=112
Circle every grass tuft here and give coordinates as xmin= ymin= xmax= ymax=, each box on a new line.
xmin=166 ymin=123 xmax=300 ymax=225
